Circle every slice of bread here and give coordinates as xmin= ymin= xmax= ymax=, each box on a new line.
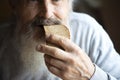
xmin=44 ymin=25 xmax=70 ymax=39
xmin=44 ymin=25 xmax=70 ymax=47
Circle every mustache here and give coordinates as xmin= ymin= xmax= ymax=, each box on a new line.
xmin=18 ymin=17 xmax=62 ymax=39
xmin=31 ymin=17 xmax=62 ymax=26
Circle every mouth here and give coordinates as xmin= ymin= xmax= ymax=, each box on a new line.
xmin=31 ymin=17 xmax=62 ymax=27
xmin=28 ymin=17 xmax=62 ymax=42
xmin=32 ymin=25 xmax=46 ymax=42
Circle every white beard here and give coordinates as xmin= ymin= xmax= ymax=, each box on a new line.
xmin=1 ymin=24 xmax=61 ymax=80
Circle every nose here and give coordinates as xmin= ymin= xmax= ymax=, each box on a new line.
xmin=39 ymin=2 xmax=53 ymax=19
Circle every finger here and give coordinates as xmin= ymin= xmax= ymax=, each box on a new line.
xmin=46 ymin=34 xmax=79 ymax=52
xmin=37 ymin=44 xmax=68 ymax=61
xmin=44 ymin=54 xmax=66 ymax=70
xmin=45 ymin=62 xmax=62 ymax=78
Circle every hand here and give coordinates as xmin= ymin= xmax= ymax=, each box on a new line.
xmin=36 ymin=34 xmax=95 ymax=80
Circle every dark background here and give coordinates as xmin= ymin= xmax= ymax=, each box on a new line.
xmin=0 ymin=0 xmax=120 ymax=53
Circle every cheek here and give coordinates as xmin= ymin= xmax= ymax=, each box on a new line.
xmin=17 ymin=5 xmax=39 ymax=24
xmin=54 ymin=5 xmax=70 ymax=24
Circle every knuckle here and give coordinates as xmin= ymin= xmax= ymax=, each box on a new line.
xmin=72 ymin=47 xmax=79 ymax=53
xmin=58 ymin=38 xmax=64 ymax=45
xmin=49 ymin=34 xmax=54 ymax=40
xmin=68 ymin=57 xmax=76 ymax=65
xmin=52 ymin=48 xmax=59 ymax=56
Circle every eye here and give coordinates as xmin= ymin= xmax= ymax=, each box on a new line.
xmin=52 ymin=0 xmax=62 ymax=5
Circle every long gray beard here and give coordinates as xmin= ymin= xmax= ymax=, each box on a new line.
xmin=1 ymin=24 xmax=61 ymax=80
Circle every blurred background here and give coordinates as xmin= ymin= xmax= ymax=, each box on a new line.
xmin=0 ymin=0 xmax=120 ymax=53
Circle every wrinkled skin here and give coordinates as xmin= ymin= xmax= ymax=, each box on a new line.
xmin=1 ymin=0 xmax=95 ymax=80
xmin=36 ymin=34 xmax=95 ymax=80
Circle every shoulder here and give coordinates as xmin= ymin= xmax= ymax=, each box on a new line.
xmin=69 ymin=12 xmax=112 ymax=54
xmin=69 ymin=12 xmax=104 ymax=37
xmin=69 ymin=12 xmax=101 ymax=28
xmin=69 ymin=12 xmax=105 ymax=37
xmin=69 ymin=12 xmax=95 ymax=22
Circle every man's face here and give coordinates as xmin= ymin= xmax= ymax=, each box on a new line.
xmin=15 ymin=0 xmax=70 ymax=26
xmin=9 ymin=0 xmax=71 ymax=75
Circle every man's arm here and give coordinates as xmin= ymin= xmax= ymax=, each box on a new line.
xmin=81 ymin=13 xmax=120 ymax=80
